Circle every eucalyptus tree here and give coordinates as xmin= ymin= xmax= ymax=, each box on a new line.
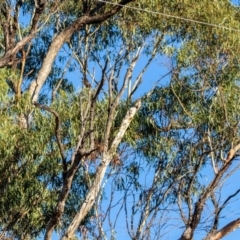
xmin=105 ymin=11 xmax=240 ymax=240
xmin=1 ymin=1 xmax=240 ymax=240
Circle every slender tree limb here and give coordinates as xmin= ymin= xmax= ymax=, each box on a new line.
xmin=210 ymin=189 xmax=240 ymax=234
xmin=0 ymin=0 xmax=47 ymax=67
xmin=134 ymin=161 xmax=163 ymax=239
xmin=207 ymin=127 xmax=218 ymax=174
xmin=129 ymin=34 xmax=163 ymax=98
xmin=33 ymin=102 xmax=66 ymax=169
xmin=44 ymin=90 xmax=94 ymax=240
xmin=225 ymin=142 xmax=240 ymax=163
xmin=179 ymin=142 xmax=240 ymax=240
xmin=210 ymin=193 xmax=220 ymax=232
xmin=205 ymin=218 xmax=240 ymax=240
xmin=52 ymin=56 xmax=73 ymax=101
xmin=171 ymin=81 xmax=192 ymax=118
xmin=103 ymin=46 xmax=142 ymax=150
xmin=61 ymin=99 xmax=141 ymax=240
xmin=28 ymin=0 xmax=135 ymax=103
xmin=177 ymin=186 xmax=188 ymax=225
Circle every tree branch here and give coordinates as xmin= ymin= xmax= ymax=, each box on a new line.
xmin=0 ymin=0 xmax=47 ymax=67
xmin=61 ymin=99 xmax=141 ymax=240
xmin=28 ymin=0 xmax=135 ymax=103
xmin=205 ymin=218 xmax=240 ymax=240
xmin=33 ymin=102 xmax=66 ymax=170
xmin=179 ymin=142 xmax=240 ymax=240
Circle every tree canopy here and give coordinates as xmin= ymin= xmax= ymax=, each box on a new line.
xmin=1 ymin=0 xmax=240 ymax=240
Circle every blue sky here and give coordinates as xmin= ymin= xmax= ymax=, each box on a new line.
xmin=17 ymin=0 xmax=240 ymax=239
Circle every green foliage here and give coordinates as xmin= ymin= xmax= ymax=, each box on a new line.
xmin=0 ymin=87 xmax=117 ymax=238
xmin=1 ymin=0 xmax=240 ymax=239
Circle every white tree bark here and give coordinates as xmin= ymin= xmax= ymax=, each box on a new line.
xmin=61 ymin=99 xmax=141 ymax=240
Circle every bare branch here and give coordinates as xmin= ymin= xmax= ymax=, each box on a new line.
xmin=210 ymin=189 xmax=240 ymax=234
xmin=177 ymin=188 xmax=188 ymax=225
xmin=0 ymin=0 xmax=47 ymax=67
xmin=225 ymin=142 xmax=240 ymax=163
xmin=33 ymin=102 xmax=66 ymax=169
xmin=28 ymin=0 xmax=135 ymax=102
xmin=207 ymin=127 xmax=218 ymax=174
xmin=103 ymin=47 xmax=142 ymax=150
xmin=61 ymin=99 xmax=141 ymax=240
xmin=179 ymin=141 xmax=240 ymax=240
xmin=51 ymin=56 xmax=73 ymax=101
xmin=205 ymin=218 xmax=240 ymax=240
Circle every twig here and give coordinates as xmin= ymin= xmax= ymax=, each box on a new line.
xmin=33 ymin=102 xmax=66 ymax=170
xmin=207 ymin=128 xmax=218 ymax=174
